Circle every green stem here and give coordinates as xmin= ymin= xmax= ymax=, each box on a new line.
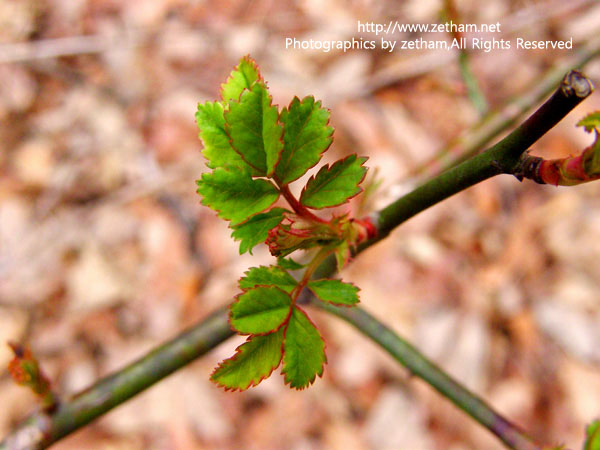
xmin=413 ymin=35 xmax=600 ymax=177
xmin=459 ymin=50 xmax=489 ymax=116
xmin=443 ymin=0 xmax=489 ymax=116
xmin=312 ymin=300 xmax=540 ymax=450
xmin=1 ymin=71 xmax=593 ymax=450
xmin=291 ymin=247 xmax=332 ymax=302
xmin=0 ymin=306 xmax=234 ymax=450
xmin=370 ymin=70 xmax=592 ymax=243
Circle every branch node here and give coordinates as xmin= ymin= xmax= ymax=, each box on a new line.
xmin=562 ymin=70 xmax=594 ymax=98
xmin=490 ymin=160 xmax=505 ymax=175
xmin=513 ymin=152 xmax=545 ymax=184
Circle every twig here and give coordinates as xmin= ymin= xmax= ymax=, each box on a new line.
xmin=457 ymin=51 xmax=489 ymax=115
xmin=1 ymin=70 xmax=593 ymax=450
xmin=370 ymin=70 xmax=592 ymax=243
xmin=444 ymin=0 xmax=489 ymax=116
xmin=0 ymin=306 xmax=233 ymax=450
xmin=311 ymin=300 xmax=541 ymax=450
xmin=0 ymin=33 xmax=140 ymax=64
xmin=412 ymin=34 xmax=600 ymax=177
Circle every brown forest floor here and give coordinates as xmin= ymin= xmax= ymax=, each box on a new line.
xmin=1 ymin=1 xmax=600 ymax=449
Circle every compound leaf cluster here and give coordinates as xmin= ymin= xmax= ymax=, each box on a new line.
xmin=196 ymin=56 xmax=367 ymax=246
xmin=196 ymin=56 xmax=371 ymax=391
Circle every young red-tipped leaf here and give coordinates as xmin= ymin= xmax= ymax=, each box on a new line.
xmin=229 ymin=286 xmax=292 ymax=334
xmin=196 ymin=101 xmax=250 ymax=171
xmin=8 ymin=342 xmax=57 ymax=410
xmin=307 ymin=279 xmax=360 ymax=306
xmin=225 ymin=82 xmax=283 ymax=176
xmin=239 ymin=265 xmax=298 ymax=294
xmin=221 ymin=55 xmax=261 ymax=103
xmin=577 ymin=111 xmax=600 ymax=133
xmin=211 ymin=328 xmax=284 ymax=391
xmin=231 ymin=208 xmax=287 ymax=255
xmin=300 ymin=155 xmax=368 ymax=209
xmin=275 ymin=96 xmax=334 ymax=185
xmin=196 ymin=167 xmax=279 ymax=226
xmin=282 ymin=306 xmax=326 ymax=389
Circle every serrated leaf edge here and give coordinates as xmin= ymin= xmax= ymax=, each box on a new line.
xmin=228 ymin=286 xmax=293 ymax=336
xmin=281 ymin=306 xmax=327 ymax=390
xmin=307 ymin=279 xmax=361 ymax=307
xmin=210 ymin=331 xmax=284 ymax=392
xmin=224 ymin=82 xmax=285 ymax=177
xmin=219 ymin=55 xmax=263 ymax=103
xmin=299 ymin=154 xmax=369 ymax=210
xmin=278 ymin=95 xmax=334 ymax=185
xmin=230 ymin=207 xmax=289 ymax=255
xmin=195 ymin=169 xmax=280 ymax=226
xmin=195 ymin=101 xmax=236 ymax=170
xmin=238 ymin=265 xmax=299 ymax=293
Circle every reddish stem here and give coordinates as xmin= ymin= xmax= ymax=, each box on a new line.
xmin=278 ymin=183 xmax=328 ymax=224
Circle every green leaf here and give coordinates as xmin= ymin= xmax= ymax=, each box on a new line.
xmin=277 ymin=256 xmax=305 ymax=270
xmin=307 ymin=279 xmax=359 ymax=306
xmin=239 ymin=265 xmax=298 ymax=294
xmin=282 ymin=306 xmax=326 ymax=389
xmin=275 ymin=96 xmax=333 ymax=184
xmin=225 ymin=82 xmax=283 ymax=176
xmin=231 ymin=208 xmax=287 ymax=255
xmin=230 ymin=286 xmax=292 ymax=334
xmin=585 ymin=420 xmax=600 ymax=450
xmin=334 ymin=239 xmax=351 ymax=270
xmin=196 ymin=167 xmax=279 ymax=226
xmin=196 ymin=101 xmax=249 ymax=171
xmin=211 ymin=328 xmax=284 ymax=391
xmin=588 ymin=138 xmax=600 ymax=176
xmin=578 ymin=111 xmax=600 ymax=133
xmin=300 ymin=155 xmax=368 ymax=209
xmin=221 ymin=55 xmax=261 ymax=103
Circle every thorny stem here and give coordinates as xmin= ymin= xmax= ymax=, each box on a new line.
xmin=1 ymin=70 xmax=594 ymax=450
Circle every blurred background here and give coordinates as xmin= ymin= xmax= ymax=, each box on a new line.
xmin=1 ymin=0 xmax=600 ymax=449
